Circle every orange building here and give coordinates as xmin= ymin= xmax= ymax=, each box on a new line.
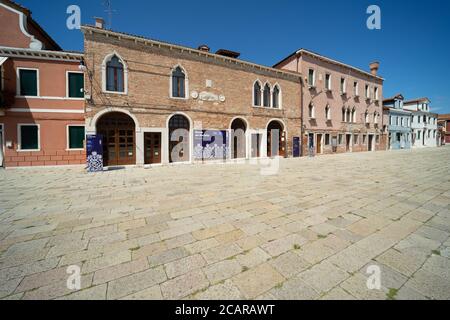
xmin=0 ymin=0 xmax=85 ymax=167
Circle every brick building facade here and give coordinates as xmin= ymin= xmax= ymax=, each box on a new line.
xmin=82 ymin=23 xmax=303 ymax=166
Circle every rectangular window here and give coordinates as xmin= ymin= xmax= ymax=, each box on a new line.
xmin=308 ymin=69 xmax=315 ymax=86
xmin=338 ymin=134 xmax=343 ymax=145
xmin=67 ymin=72 xmax=84 ymax=98
xmin=340 ymin=78 xmax=346 ymax=93
xmin=353 ymin=82 xmax=358 ymax=96
xmin=325 ymin=74 xmax=331 ymax=90
xmin=68 ymin=125 xmax=85 ymax=149
xmin=363 ymin=134 xmax=367 ymax=144
xmin=353 ymin=134 xmax=358 ymax=145
xmin=19 ymin=69 xmax=38 ymax=96
xmin=365 ymin=85 xmax=370 ymax=98
xmin=324 ymin=133 xmax=330 ymax=145
xmin=19 ymin=124 xmax=39 ymax=150
xmin=374 ymin=87 xmax=379 ymax=100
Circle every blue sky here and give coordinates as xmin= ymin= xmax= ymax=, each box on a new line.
xmin=19 ymin=0 xmax=450 ymax=114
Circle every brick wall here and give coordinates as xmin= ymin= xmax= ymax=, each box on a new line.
xmin=83 ymin=28 xmax=303 ymax=159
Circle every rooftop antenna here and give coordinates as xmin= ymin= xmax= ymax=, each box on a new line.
xmin=102 ymin=0 xmax=116 ymax=29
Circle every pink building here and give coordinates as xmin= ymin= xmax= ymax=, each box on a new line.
xmin=274 ymin=49 xmax=386 ymax=155
xmin=0 ymin=0 xmax=85 ymax=167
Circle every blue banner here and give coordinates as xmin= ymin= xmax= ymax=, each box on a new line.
xmin=194 ymin=130 xmax=229 ymax=161
xmin=86 ymin=134 xmax=103 ymax=172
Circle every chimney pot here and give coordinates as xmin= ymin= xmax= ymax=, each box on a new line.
xmin=95 ymin=17 xmax=105 ymax=29
xmin=369 ymin=61 xmax=380 ymax=76
xmin=198 ymin=45 xmax=210 ymax=52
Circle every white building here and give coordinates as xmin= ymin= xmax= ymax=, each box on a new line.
xmin=403 ymin=98 xmax=438 ymax=148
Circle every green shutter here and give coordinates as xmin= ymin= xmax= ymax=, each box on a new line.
xmin=68 ymin=73 xmax=84 ymax=98
xmin=20 ymin=125 xmax=38 ymax=150
xmin=19 ymin=69 xmax=37 ymax=96
xmin=69 ymin=126 xmax=85 ymax=149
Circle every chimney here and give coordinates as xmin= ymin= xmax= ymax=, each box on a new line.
xmin=198 ymin=45 xmax=210 ymax=52
xmin=369 ymin=61 xmax=380 ymax=76
xmin=94 ymin=17 xmax=105 ymax=29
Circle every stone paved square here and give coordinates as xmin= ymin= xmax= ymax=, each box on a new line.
xmin=1 ymin=147 xmax=450 ymax=300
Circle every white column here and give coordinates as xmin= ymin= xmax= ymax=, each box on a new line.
xmin=135 ymin=129 xmax=144 ymax=166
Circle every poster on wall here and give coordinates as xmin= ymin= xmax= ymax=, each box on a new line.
xmin=86 ymin=134 xmax=104 ymax=172
xmin=293 ymin=137 xmax=300 ymax=157
xmin=194 ymin=130 xmax=230 ymax=161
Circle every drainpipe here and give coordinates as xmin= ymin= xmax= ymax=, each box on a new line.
xmin=297 ymin=54 xmax=304 ymax=157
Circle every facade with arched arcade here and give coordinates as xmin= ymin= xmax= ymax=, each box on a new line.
xmin=82 ymin=25 xmax=303 ymax=167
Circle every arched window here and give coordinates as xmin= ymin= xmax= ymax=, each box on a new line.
xmin=325 ymin=105 xmax=331 ymax=121
xmin=172 ymin=66 xmax=186 ymax=98
xmin=106 ymin=55 xmax=124 ymax=92
xmin=263 ymin=83 xmax=271 ymax=107
xmin=352 ymin=108 xmax=356 ymax=123
xmin=365 ymin=111 xmax=369 ymax=124
xmin=346 ymin=109 xmax=351 ymax=123
xmin=272 ymin=85 xmax=280 ymax=108
xmin=342 ymin=107 xmax=346 ymax=122
xmin=253 ymin=81 xmax=261 ymax=106
xmin=374 ymin=112 xmax=379 ymax=124
xmin=309 ymin=104 xmax=315 ymax=119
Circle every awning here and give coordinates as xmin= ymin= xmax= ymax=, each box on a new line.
xmin=0 ymin=57 xmax=8 ymax=66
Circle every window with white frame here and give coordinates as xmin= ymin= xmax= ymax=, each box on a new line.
xmin=324 ymin=133 xmax=330 ymax=145
xmin=263 ymin=83 xmax=271 ymax=107
xmin=374 ymin=112 xmax=378 ymax=124
xmin=325 ymin=105 xmax=331 ymax=120
xmin=105 ymin=55 xmax=125 ymax=93
xmin=18 ymin=124 xmax=40 ymax=151
xmin=353 ymin=81 xmax=359 ymax=96
xmin=365 ymin=84 xmax=370 ymax=99
xmin=171 ymin=66 xmax=186 ymax=98
xmin=365 ymin=111 xmax=369 ymax=124
xmin=340 ymin=78 xmax=346 ymax=94
xmin=352 ymin=108 xmax=356 ymax=123
xmin=67 ymin=72 xmax=84 ymax=98
xmin=308 ymin=103 xmax=315 ymax=119
xmin=253 ymin=81 xmax=262 ymax=106
xmin=18 ymin=68 xmax=38 ymax=96
xmin=308 ymin=69 xmax=315 ymax=87
xmin=342 ymin=107 xmax=346 ymax=122
xmin=374 ymin=87 xmax=379 ymax=100
xmin=67 ymin=125 xmax=85 ymax=150
xmin=272 ymin=85 xmax=280 ymax=108
xmin=325 ymin=74 xmax=331 ymax=90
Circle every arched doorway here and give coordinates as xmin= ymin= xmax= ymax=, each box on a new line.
xmin=97 ymin=112 xmax=136 ymax=166
xmin=231 ymin=118 xmax=247 ymax=159
xmin=267 ymin=120 xmax=286 ymax=157
xmin=168 ymin=114 xmax=190 ymax=163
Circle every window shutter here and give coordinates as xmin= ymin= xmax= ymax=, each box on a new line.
xmin=20 ymin=70 xmax=37 ymax=96
xmin=21 ymin=125 xmax=38 ymax=150
xmin=69 ymin=126 xmax=85 ymax=149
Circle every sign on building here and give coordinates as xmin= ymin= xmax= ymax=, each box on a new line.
xmin=86 ymin=134 xmax=103 ymax=172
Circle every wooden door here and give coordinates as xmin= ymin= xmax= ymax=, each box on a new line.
xmin=316 ymin=134 xmax=322 ymax=154
xmin=144 ymin=132 xmax=162 ymax=164
xmin=97 ymin=113 xmax=136 ymax=166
